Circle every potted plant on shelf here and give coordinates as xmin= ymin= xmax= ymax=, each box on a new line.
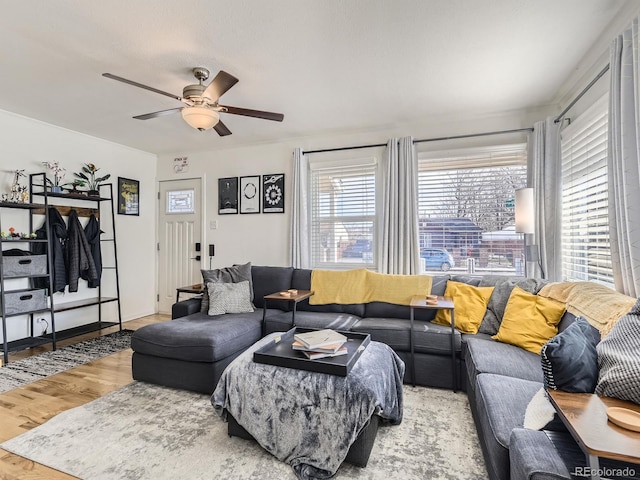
xmin=42 ymin=161 xmax=66 ymax=193
xmin=74 ymin=163 xmax=111 ymax=196
xmin=62 ymin=179 xmax=86 ymax=195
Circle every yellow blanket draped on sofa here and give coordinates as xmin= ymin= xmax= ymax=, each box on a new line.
xmin=309 ymin=269 xmax=432 ymax=306
xmin=538 ymin=281 xmax=636 ymax=336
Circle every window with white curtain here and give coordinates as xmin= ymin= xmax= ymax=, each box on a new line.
xmin=309 ymin=157 xmax=377 ymax=269
xmin=417 ymin=145 xmax=527 ymax=275
xmin=560 ymin=95 xmax=612 ymax=287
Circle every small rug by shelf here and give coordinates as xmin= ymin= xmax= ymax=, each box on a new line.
xmin=0 ymin=381 xmax=487 ymax=480
xmin=0 ymin=330 xmax=133 ymax=393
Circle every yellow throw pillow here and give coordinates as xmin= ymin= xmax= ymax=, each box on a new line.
xmin=493 ymin=286 xmax=566 ymax=354
xmin=433 ymin=281 xmax=495 ymax=334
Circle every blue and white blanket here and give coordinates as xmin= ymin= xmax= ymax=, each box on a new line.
xmin=211 ymin=334 xmax=405 ymax=479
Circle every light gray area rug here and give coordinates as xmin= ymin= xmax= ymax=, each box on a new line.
xmin=1 ymin=381 xmax=486 ymax=480
xmin=0 ymin=330 xmax=133 ymax=393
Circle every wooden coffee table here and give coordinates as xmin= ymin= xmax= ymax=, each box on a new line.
xmin=548 ymin=390 xmax=640 ymax=479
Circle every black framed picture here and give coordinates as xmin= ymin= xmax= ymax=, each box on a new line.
xmin=218 ymin=177 xmax=238 ymax=214
xmin=240 ymin=175 xmax=260 ymax=214
xmin=262 ymin=173 xmax=285 ymax=213
xmin=117 ymin=177 xmax=139 ymax=216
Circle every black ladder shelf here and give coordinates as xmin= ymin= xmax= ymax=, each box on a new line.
xmin=0 ymin=173 xmax=122 ymax=365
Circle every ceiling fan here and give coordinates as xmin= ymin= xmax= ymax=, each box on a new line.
xmin=102 ymin=67 xmax=284 ymax=136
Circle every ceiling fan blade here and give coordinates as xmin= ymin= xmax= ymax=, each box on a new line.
xmin=203 ymin=70 xmax=239 ymax=101
xmin=103 ymin=73 xmax=182 ymax=101
xmin=214 ymin=120 xmax=232 ymax=136
xmin=133 ymin=108 xmax=183 ymax=120
xmin=220 ymin=105 xmax=284 ymax=122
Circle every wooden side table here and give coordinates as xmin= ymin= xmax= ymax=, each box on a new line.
xmin=409 ymin=295 xmax=456 ymax=391
xmin=176 ymin=283 xmax=203 ymax=302
xmin=262 ymin=290 xmax=314 ymax=334
xmin=548 ymin=390 xmax=640 ymax=480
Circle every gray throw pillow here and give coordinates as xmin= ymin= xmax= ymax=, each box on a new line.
xmin=207 ymin=281 xmax=254 ymax=316
xmin=541 ymin=317 xmax=600 ymax=393
xmin=478 ymin=277 xmax=547 ymax=335
xmin=200 ymin=262 xmax=253 ymax=313
xmin=595 ymin=300 xmax=640 ymax=404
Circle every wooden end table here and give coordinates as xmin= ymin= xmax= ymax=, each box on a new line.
xmin=262 ymin=290 xmax=314 ymax=334
xmin=409 ymin=295 xmax=456 ymax=391
xmin=176 ymin=283 xmax=203 ymax=302
xmin=547 ymin=390 xmax=640 ymax=480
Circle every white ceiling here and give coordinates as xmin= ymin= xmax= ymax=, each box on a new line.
xmin=0 ymin=0 xmax=632 ymax=155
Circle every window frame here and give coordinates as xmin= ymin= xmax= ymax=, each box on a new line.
xmin=417 ymin=143 xmax=528 ymax=276
xmin=560 ymin=94 xmax=612 ymax=287
xmin=308 ymin=156 xmax=379 ymax=270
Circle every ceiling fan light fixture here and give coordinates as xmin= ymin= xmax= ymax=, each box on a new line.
xmin=181 ymin=106 xmax=219 ymax=130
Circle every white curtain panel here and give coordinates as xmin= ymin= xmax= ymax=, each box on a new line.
xmin=290 ymin=148 xmax=310 ymax=268
xmin=378 ymin=137 xmax=420 ymax=274
xmin=528 ymin=117 xmax=562 ymax=281
xmin=608 ymin=17 xmax=640 ymax=297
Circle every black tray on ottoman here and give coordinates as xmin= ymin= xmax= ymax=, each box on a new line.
xmin=253 ymin=327 xmax=371 ymax=376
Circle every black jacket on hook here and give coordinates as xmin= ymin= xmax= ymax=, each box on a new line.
xmin=66 ymin=209 xmax=98 ymax=292
xmin=33 ymin=207 xmax=68 ymax=293
xmin=83 ymin=213 xmax=102 ymax=288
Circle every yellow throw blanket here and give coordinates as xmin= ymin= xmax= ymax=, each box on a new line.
xmin=309 ymin=269 xmax=433 ymax=306
xmin=538 ymin=281 xmax=636 ymax=336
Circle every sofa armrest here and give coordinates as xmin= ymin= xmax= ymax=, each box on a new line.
xmin=172 ymin=296 xmax=203 ymax=319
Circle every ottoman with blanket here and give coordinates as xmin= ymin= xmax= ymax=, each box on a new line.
xmin=212 ymin=333 xmax=405 ymax=479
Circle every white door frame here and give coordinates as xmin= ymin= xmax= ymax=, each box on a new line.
xmin=156 ymin=176 xmax=206 ymax=314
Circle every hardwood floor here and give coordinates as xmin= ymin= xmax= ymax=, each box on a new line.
xmin=0 ymin=314 xmax=169 ymax=479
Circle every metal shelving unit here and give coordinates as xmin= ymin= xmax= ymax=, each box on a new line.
xmin=0 ymin=173 xmax=122 ymax=365
xmin=0 ymin=174 xmax=57 ymax=364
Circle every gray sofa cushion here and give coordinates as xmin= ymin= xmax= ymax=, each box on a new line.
xmin=290 ymin=268 xmax=365 ymax=317
xmin=131 ymin=310 xmax=263 ymax=362
xmin=474 ymin=374 xmax=542 ymax=480
xmin=510 ymin=429 xmax=640 ymax=480
xmin=451 ymin=274 xmax=481 ymax=286
xmin=351 ymin=318 xmax=461 ymax=354
xmin=509 ymin=429 xmax=573 ymax=480
xmin=251 ymin=265 xmax=294 ymax=309
xmin=465 ymin=336 xmax=543 ymax=391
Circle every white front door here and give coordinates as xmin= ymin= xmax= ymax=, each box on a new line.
xmin=157 ymin=178 xmax=203 ymax=314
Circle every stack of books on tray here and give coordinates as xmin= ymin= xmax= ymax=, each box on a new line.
xmin=292 ymin=329 xmax=348 ymax=360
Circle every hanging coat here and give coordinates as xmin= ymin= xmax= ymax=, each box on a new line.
xmin=32 ymin=207 xmax=68 ymax=293
xmin=66 ymin=209 xmax=98 ymax=292
xmin=82 ymin=213 xmax=102 ymax=288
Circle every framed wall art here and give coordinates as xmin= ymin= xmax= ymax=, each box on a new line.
xmin=218 ymin=177 xmax=239 ymax=214
xmin=117 ymin=177 xmax=140 ymax=216
xmin=262 ymin=173 xmax=285 ymax=213
xmin=240 ymin=175 xmax=260 ymax=214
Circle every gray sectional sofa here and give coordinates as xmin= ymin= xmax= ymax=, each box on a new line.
xmin=131 ymin=265 xmax=639 ymax=480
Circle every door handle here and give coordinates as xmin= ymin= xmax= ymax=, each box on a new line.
xmin=191 ymin=255 xmax=201 ymax=261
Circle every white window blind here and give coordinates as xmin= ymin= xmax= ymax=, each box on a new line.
xmin=560 ymin=95 xmax=612 ymax=287
xmin=418 ymin=145 xmax=527 ymax=275
xmin=309 ymin=158 xmax=377 ymax=269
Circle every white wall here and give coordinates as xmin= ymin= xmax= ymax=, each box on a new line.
xmin=0 ymin=109 xmax=157 ymax=342
xmin=157 ymin=106 xmax=555 ymax=270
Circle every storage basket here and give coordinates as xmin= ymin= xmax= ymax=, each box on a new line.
xmin=1 ymin=289 xmax=47 ymax=315
xmin=2 ymin=255 xmax=47 ymax=277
